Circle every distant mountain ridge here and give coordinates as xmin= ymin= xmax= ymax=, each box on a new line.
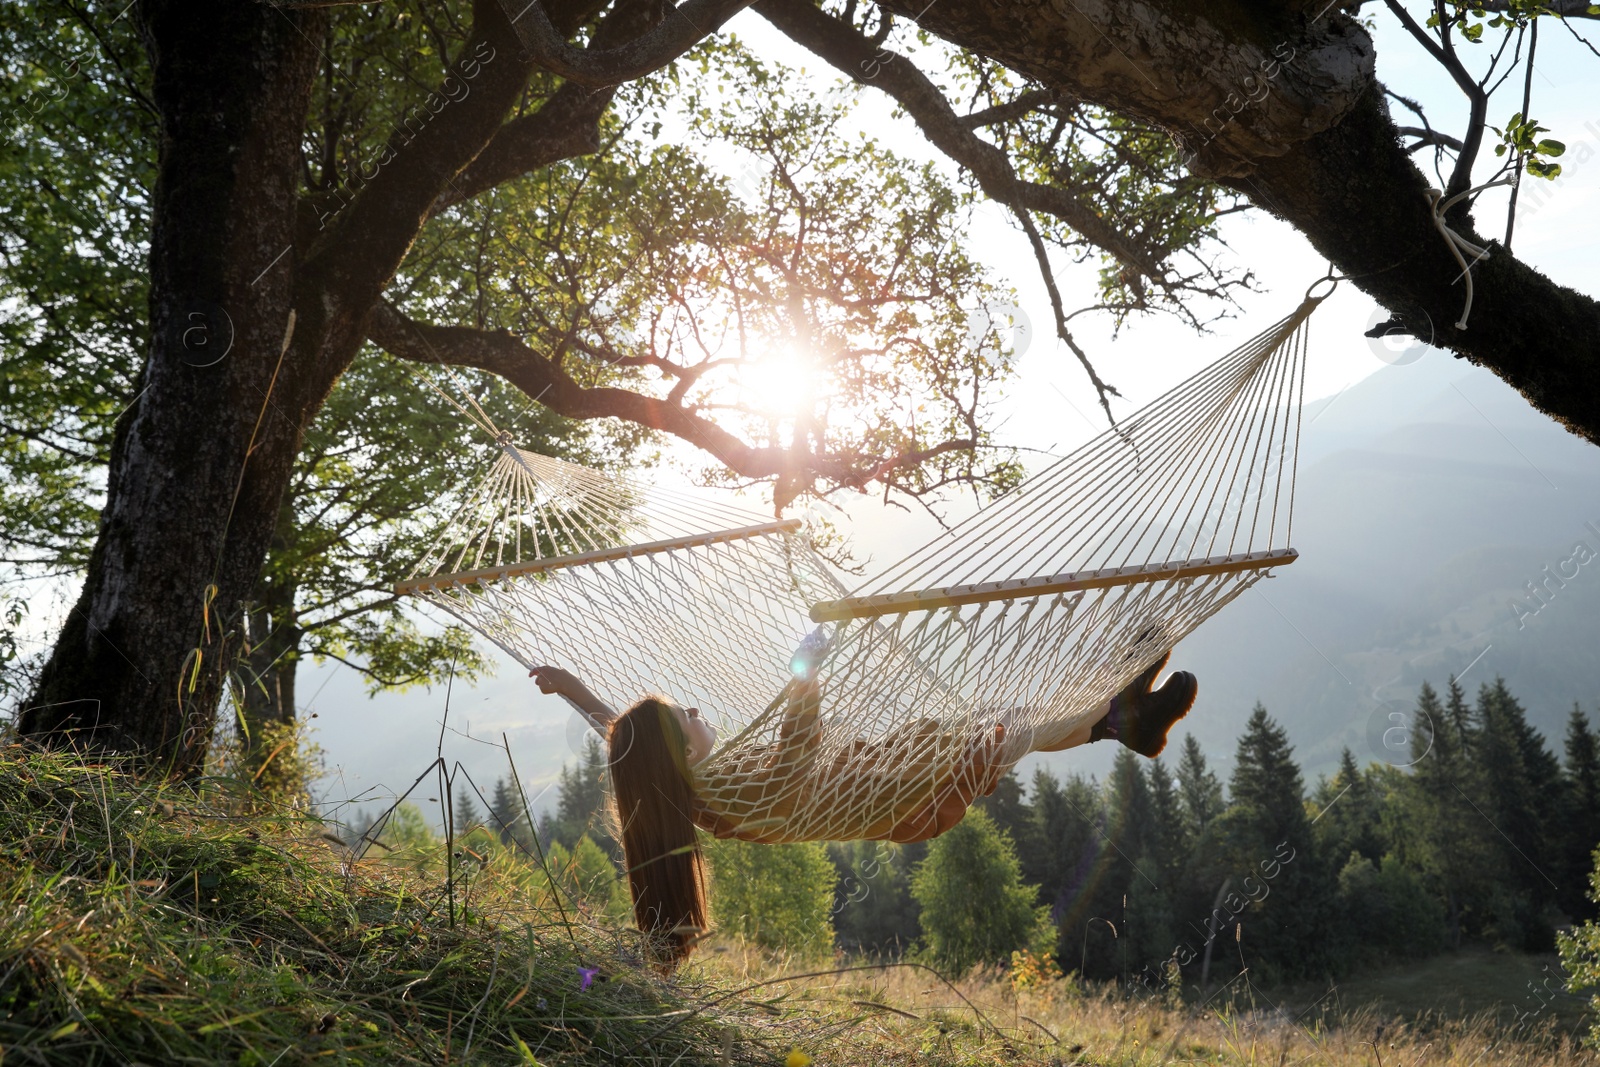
xmin=1133 ymin=345 xmax=1600 ymax=780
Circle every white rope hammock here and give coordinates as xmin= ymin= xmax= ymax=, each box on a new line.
xmin=398 ymin=285 xmax=1329 ymax=843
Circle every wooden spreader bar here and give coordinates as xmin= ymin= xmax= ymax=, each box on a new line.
xmin=396 ymin=519 xmax=803 ymax=595
xmin=808 ymin=547 xmax=1298 ymax=622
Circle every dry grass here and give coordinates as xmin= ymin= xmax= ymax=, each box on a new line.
xmin=690 ymin=942 xmax=1597 ymax=1066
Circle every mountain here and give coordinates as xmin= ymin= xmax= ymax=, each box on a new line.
xmin=1070 ymin=345 xmax=1600 ymax=783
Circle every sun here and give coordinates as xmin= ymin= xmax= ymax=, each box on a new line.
xmin=733 ymin=350 xmax=818 ymax=418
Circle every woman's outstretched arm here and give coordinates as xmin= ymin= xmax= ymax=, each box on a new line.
xmin=530 ymin=665 xmax=618 ymax=729
xmin=769 ymin=677 xmax=823 ymax=768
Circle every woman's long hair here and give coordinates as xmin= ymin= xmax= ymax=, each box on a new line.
xmin=607 ymin=698 xmax=708 ymax=968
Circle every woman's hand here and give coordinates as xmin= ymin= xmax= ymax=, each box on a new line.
xmin=529 ymin=665 xmax=579 ymax=697
xmin=530 ymin=665 xmax=618 ymax=728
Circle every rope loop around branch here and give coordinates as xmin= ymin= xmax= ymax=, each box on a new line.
xmin=1427 ymin=178 xmax=1514 ymax=330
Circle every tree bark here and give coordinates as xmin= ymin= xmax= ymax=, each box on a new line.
xmin=20 ymin=1 xmax=329 ymax=773
xmin=877 ymin=0 xmax=1600 ymax=445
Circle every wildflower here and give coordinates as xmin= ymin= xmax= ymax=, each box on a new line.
xmin=785 ymin=1049 xmax=812 ymax=1067
xmin=577 ymin=965 xmax=601 ymax=991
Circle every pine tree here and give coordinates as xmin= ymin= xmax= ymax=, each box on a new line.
xmin=551 ymin=736 xmax=611 ymax=854
xmin=1312 ymin=748 xmax=1382 ymax=864
xmin=453 ymin=782 xmax=480 ymax=833
xmin=1175 ymin=733 xmax=1225 ymax=840
xmin=1107 ymin=749 xmax=1155 ymax=861
xmin=1146 ymin=757 xmax=1189 ymax=885
xmin=1032 ymin=768 xmax=1114 ymax=971
xmin=1445 ymin=676 xmax=1473 ymax=749
xmin=1562 ymin=706 xmax=1600 ymax=919
xmin=1104 ymin=750 xmax=1179 ymax=978
xmin=490 ymin=777 xmax=520 ymax=848
xmin=1207 ymin=703 xmax=1335 ymax=980
xmin=1471 ymin=678 xmax=1556 ymax=949
xmin=974 ymin=770 xmax=1038 ymax=865
xmin=1406 ymin=681 xmax=1483 ymax=948
xmin=1229 ymin=704 xmax=1307 ymax=842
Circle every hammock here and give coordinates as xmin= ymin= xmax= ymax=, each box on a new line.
xmin=397 ymin=285 xmax=1328 ymax=843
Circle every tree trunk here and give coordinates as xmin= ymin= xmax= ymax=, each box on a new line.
xmin=20 ymin=0 xmax=550 ymax=773
xmin=237 ymin=582 xmax=302 ymax=767
xmin=19 ymin=2 xmax=333 ymax=774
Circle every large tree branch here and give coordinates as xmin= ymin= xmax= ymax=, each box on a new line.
xmin=874 ymin=0 xmax=1376 ymax=180
xmin=365 ymin=303 xmax=974 ymax=501
xmin=755 ymin=0 xmax=1167 ymax=282
xmin=436 ymin=80 xmax=612 ymax=210
xmin=304 ymin=0 xmax=538 ymax=317
xmin=492 ymin=0 xmax=753 ymax=86
xmin=1239 ymin=86 xmax=1600 ymax=445
xmin=437 ymin=0 xmax=664 ymax=210
xmin=882 ymin=0 xmax=1600 ymax=444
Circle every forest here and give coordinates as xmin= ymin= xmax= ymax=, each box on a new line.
xmin=442 ymin=674 xmax=1600 ymax=986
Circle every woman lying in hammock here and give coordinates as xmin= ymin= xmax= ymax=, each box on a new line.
xmin=528 ymin=655 xmax=1197 ymax=968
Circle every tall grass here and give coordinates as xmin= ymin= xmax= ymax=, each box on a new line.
xmin=693 ymin=941 xmax=1596 ymax=1067
xmin=0 ymin=745 xmax=752 ymax=1065
xmin=1 ymin=742 xmax=1592 ymax=1066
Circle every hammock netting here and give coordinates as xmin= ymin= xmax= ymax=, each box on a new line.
xmin=398 ymin=292 xmax=1322 ymax=843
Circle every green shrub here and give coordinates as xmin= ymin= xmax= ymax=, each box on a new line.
xmin=707 ymin=836 xmax=836 ymax=956
xmin=911 ymin=808 xmax=1049 ymax=975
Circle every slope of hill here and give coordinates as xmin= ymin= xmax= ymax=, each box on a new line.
xmin=1118 ymin=347 xmax=1600 ymax=780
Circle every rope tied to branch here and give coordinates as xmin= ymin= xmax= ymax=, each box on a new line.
xmin=1427 ymin=178 xmax=1514 ymax=330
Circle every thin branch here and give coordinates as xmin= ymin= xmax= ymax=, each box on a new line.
xmin=1504 ymin=18 xmax=1537 ymax=251
xmin=1010 ymin=203 xmax=1120 ymax=422
xmin=1560 ymin=13 xmax=1600 ymax=58
xmin=1383 ymin=0 xmax=1488 ymax=207
xmin=754 ymin=0 xmax=1165 ymax=283
xmin=1397 ymin=125 xmax=1465 ymax=152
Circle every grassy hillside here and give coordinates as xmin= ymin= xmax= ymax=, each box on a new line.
xmin=0 ymin=745 xmax=1594 ymax=1065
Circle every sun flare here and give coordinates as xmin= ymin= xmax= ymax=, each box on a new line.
xmin=733 ymin=351 xmax=818 ymax=417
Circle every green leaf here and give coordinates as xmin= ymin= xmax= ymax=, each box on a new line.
xmin=510 ymin=1030 xmax=545 ymax=1065
xmin=1537 ymin=138 xmax=1566 ymax=157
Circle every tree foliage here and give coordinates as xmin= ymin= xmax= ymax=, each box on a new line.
xmin=707 ymin=837 xmax=836 ymax=956
xmin=911 ymin=807 xmax=1047 ymax=974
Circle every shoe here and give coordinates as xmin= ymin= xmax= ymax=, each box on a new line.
xmin=1091 ymin=652 xmax=1197 ymax=758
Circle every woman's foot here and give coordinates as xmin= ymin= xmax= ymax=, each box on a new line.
xmin=1091 ymin=651 xmax=1198 ymax=758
